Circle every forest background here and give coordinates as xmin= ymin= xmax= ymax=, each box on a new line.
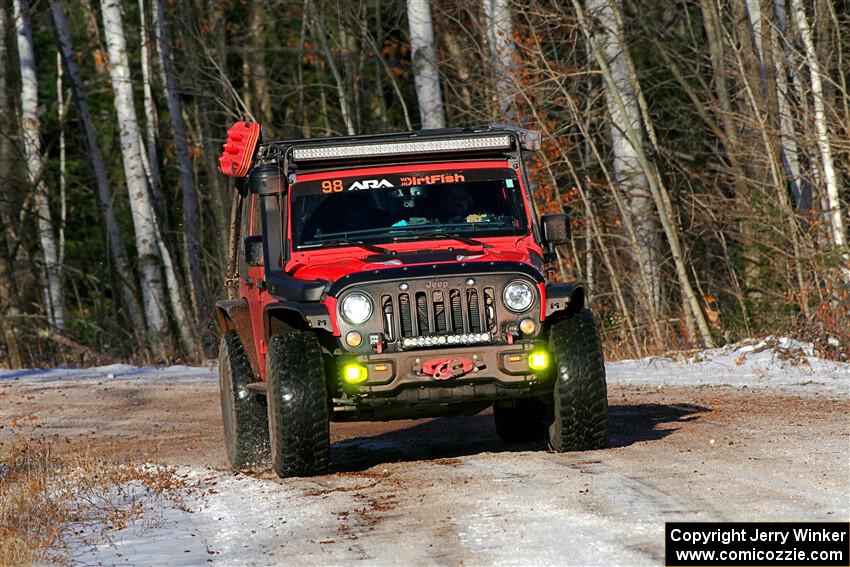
xmin=0 ymin=0 xmax=847 ymax=367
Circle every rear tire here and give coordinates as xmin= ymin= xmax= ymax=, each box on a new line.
xmin=548 ymin=309 xmax=608 ymax=452
xmin=266 ymin=332 xmax=330 ymax=477
xmin=219 ymin=330 xmax=269 ymax=469
xmin=493 ymin=398 xmax=548 ymax=443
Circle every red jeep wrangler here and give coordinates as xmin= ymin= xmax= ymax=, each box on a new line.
xmin=216 ymin=123 xmax=607 ymax=478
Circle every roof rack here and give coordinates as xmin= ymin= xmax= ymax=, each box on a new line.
xmin=254 ymin=124 xmax=541 ymax=167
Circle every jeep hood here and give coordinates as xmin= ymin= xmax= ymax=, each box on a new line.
xmin=286 ymin=236 xmax=543 ymax=284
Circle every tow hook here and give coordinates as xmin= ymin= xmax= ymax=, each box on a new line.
xmin=415 ymin=356 xmax=483 ymax=380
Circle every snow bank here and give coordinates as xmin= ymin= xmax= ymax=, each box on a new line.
xmin=606 ymin=336 xmax=849 ymax=396
xmin=0 ymin=362 xmax=217 ymax=382
xmin=2 ymin=336 xmax=847 ymax=396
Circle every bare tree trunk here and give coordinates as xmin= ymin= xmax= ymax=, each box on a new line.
xmin=13 ymin=0 xmax=66 ymax=332
xmin=50 ymin=0 xmax=146 ymax=333
xmin=791 ymin=0 xmax=848 ymax=261
xmin=137 ymin=0 xmax=165 ymax=217
xmin=407 ymin=0 xmax=446 ymax=129
xmin=101 ymin=0 xmax=170 ymax=348
xmin=359 ymin=17 xmax=413 ymax=130
xmin=178 ymin=2 xmax=229 ymax=264
xmin=769 ymin=1 xmax=805 ymax=211
xmin=0 ymin=2 xmax=22 ymax=367
xmin=482 ymin=0 xmax=516 ymax=121
xmin=306 ymin=0 xmax=356 ymax=135
xmin=154 ymin=221 xmax=197 ymax=356
xmin=248 ymin=2 xmax=273 ymax=130
xmin=152 ymin=0 xmax=206 ymax=323
xmin=56 ymin=52 xmax=67 ymax=272
xmin=339 ymin=9 xmax=362 ymax=132
xmin=576 ymin=0 xmax=715 ymax=347
xmin=298 ymin=14 xmax=311 ymax=137
xmin=441 ymin=28 xmax=473 ymax=111
xmin=585 ymin=0 xmax=661 ymax=319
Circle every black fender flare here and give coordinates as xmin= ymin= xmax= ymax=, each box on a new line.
xmin=263 ymin=301 xmax=334 ymax=340
xmin=544 ymin=282 xmax=585 ymax=323
xmin=215 ymin=299 xmax=260 ymax=375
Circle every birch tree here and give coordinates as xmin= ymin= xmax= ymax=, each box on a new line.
xmin=790 ymin=0 xmax=848 ymax=263
xmin=152 ymin=0 xmax=206 ymax=319
xmin=102 ymin=0 xmax=198 ymax=355
xmin=584 ymin=0 xmax=660 ymax=318
xmin=407 ymin=0 xmax=445 ymax=129
xmin=577 ymin=0 xmax=715 ymax=347
xmin=13 ymin=0 xmax=66 ymax=331
xmin=482 ymin=0 xmax=516 ymax=121
xmin=100 ymin=0 xmax=169 ymax=343
xmin=50 ymin=0 xmax=146 ymax=332
xmin=137 ymin=0 xmax=165 ymax=215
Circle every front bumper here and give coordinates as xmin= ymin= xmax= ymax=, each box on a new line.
xmin=339 ymin=342 xmax=550 ymax=403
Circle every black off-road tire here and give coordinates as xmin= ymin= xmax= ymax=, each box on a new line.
xmin=493 ymin=397 xmax=548 ymax=443
xmin=219 ymin=330 xmax=270 ymax=468
xmin=548 ymin=308 xmax=608 ymax=452
xmin=266 ymin=331 xmax=330 ymax=478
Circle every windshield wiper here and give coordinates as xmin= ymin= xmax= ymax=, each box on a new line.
xmin=393 ymin=231 xmax=492 ymax=249
xmin=304 ymin=239 xmax=394 ymax=255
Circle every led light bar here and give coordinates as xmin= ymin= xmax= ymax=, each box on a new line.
xmin=402 ymin=332 xmax=491 ymax=349
xmin=291 ymin=134 xmax=513 ymax=162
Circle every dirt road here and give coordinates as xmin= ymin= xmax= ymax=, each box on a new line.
xmin=1 ymin=365 xmax=847 ymax=565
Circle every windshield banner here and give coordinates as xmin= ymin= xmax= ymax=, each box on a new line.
xmin=293 ymin=168 xmax=517 ymax=195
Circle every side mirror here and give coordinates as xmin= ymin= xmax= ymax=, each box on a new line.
xmin=244 ymin=235 xmax=264 ymax=267
xmin=540 ymin=213 xmax=570 ymax=261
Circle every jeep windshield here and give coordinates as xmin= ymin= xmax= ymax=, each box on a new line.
xmin=290 ymin=168 xmax=528 ymax=250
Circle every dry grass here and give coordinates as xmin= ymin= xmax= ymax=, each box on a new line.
xmin=0 ymin=433 xmax=184 ymax=566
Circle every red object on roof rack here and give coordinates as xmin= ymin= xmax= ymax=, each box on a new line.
xmin=219 ymin=121 xmax=261 ymax=177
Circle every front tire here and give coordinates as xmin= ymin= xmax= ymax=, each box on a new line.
xmin=548 ymin=309 xmax=608 ymax=452
xmin=219 ymin=330 xmax=269 ymax=469
xmin=266 ymin=332 xmax=330 ymax=477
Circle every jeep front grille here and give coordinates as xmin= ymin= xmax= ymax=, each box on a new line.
xmin=381 ymin=285 xmax=497 ymax=348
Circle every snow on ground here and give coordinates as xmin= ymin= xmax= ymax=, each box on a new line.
xmin=607 ymin=336 xmax=849 ymax=397
xmin=3 ymin=336 xmax=847 ymax=397
xmin=0 ymin=362 xmax=217 ymax=383
xmin=5 ymin=336 xmax=846 ymax=565
xmin=71 ymin=459 xmax=680 ymax=566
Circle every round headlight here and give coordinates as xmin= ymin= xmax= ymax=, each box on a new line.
xmin=503 ymin=281 xmax=535 ymax=312
xmin=341 ymin=292 xmax=373 ymax=324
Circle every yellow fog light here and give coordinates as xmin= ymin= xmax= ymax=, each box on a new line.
xmin=345 ymin=331 xmax=363 ymax=347
xmin=519 ymin=318 xmax=536 ymax=335
xmin=342 ymin=363 xmax=368 ymax=384
xmin=528 ymin=350 xmax=549 ymax=371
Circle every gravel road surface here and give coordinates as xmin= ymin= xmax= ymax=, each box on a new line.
xmin=2 ymin=340 xmax=848 ymax=565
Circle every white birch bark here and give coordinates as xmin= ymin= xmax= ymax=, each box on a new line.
xmin=57 ymin=51 xmax=67 ymax=270
xmin=406 ymin=0 xmax=445 ymax=129
xmin=152 ymin=0 xmax=205 ymax=323
xmin=137 ymin=0 xmax=165 ymax=215
xmin=50 ymin=0 xmax=146 ymax=332
xmin=790 ymin=0 xmax=847 ymax=253
xmin=585 ymin=0 xmax=660 ymax=317
xmin=13 ymin=0 xmax=66 ymax=331
xmin=482 ymin=0 xmax=516 ymax=120
xmin=769 ymin=2 xmax=805 ymax=210
xmin=154 ymin=223 xmax=197 ymax=356
xmin=100 ymin=0 xmax=169 ymax=340
xmin=577 ymin=0 xmax=715 ymax=346
xmin=746 ymin=0 xmax=806 ymax=208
